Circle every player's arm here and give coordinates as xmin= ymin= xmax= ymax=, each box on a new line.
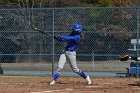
xmin=119 ymin=55 xmax=140 ymax=61
xmin=54 ymin=36 xmax=76 ymax=42
xmin=130 ymin=56 xmax=140 ymax=61
xmin=53 ymin=36 xmax=61 ymax=41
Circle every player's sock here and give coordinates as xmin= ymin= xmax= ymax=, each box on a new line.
xmin=53 ymin=74 xmax=60 ymax=81
xmin=53 ymin=68 xmax=61 ymax=81
xmin=77 ymin=70 xmax=88 ymax=79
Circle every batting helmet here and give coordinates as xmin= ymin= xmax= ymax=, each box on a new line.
xmin=72 ymin=24 xmax=82 ymax=32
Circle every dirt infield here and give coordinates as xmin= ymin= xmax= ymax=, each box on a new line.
xmin=0 ymin=76 xmax=140 ymax=93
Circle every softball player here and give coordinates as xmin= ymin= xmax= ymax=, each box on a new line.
xmin=50 ymin=24 xmax=91 ymax=85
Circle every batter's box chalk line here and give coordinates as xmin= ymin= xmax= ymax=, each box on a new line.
xmin=86 ymin=85 xmax=102 ymax=88
xmin=30 ymin=88 xmax=73 ymax=93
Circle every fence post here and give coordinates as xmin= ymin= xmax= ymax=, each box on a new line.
xmin=136 ymin=8 xmax=140 ymax=78
xmin=52 ymin=9 xmax=55 ymax=76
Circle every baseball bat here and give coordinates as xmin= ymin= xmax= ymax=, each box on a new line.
xmin=32 ymin=26 xmax=53 ymax=37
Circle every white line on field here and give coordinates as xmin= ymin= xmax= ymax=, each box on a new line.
xmin=86 ymin=85 xmax=102 ymax=88
xmin=43 ymin=90 xmax=61 ymax=93
xmin=65 ymin=88 xmax=73 ymax=91
xmin=132 ymin=87 xmax=140 ymax=90
xmin=0 ymin=82 xmax=8 ymax=85
xmin=103 ymin=83 xmax=112 ymax=85
xmin=30 ymin=88 xmax=73 ymax=93
xmin=30 ymin=90 xmax=61 ymax=93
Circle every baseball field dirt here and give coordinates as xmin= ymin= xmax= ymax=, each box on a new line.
xmin=0 ymin=76 xmax=140 ymax=93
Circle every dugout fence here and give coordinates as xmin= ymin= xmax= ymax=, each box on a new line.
xmin=0 ymin=7 xmax=140 ymax=77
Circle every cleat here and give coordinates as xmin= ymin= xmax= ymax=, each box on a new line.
xmin=86 ymin=76 xmax=91 ymax=85
xmin=49 ymin=80 xmax=56 ymax=85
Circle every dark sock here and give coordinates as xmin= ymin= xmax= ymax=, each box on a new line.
xmin=77 ymin=70 xmax=88 ymax=79
xmin=53 ymin=68 xmax=61 ymax=81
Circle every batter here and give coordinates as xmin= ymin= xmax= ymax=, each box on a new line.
xmin=50 ymin=24 xmax=91 ymax=85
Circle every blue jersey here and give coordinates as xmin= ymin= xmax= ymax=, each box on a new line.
xmin=58 ymin=35 xmax=81 ymax=51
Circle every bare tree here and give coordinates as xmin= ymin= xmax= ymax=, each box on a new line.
xmin=112 ymin=0 xmax=133 ymax=6
xmin=0 ymin=0 xmax=47 ymax=8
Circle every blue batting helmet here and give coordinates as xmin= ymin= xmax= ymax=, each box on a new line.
xmin=72 ymin=24 xmax=82 ymax=32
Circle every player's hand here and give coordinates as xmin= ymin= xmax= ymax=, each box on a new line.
xmin=53 ymin=36 xmax=61 ymax=41
xmin=119 ymin=55 xmax=129 ymax=61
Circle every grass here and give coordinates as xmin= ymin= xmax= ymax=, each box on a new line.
xmin=1 ymin=60 xmax=130 ymax=72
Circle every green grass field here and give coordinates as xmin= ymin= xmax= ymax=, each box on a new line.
xmin=1 ymin=60 xmax=130 ymax=72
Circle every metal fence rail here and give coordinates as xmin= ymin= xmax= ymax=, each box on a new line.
xmin=0 ymin=7 xmax=140 ymax=77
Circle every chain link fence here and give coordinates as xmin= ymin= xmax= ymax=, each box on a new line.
xmin=0 ymin=7 xmax=140 ymax=77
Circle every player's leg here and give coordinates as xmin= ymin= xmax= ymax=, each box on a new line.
xmin=65 ymin=51 xmax=91 ymax=84
xmin=50 ymin=53 xmax=66 ymax=85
